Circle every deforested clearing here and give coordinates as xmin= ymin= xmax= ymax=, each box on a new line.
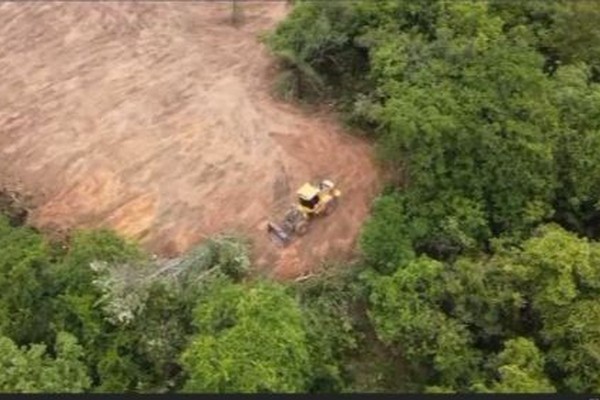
xmin=0 ymin=2 xmax=379 ymax=279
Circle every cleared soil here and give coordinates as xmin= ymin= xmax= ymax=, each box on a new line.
xmin=0 ymin=1 xmax=379 ymax=279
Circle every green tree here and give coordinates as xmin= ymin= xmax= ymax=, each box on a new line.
xmin=295 ymin=265 xmax=360 ymax=392
xmin=542 ymin=300 xmax=600 ymax=392
xmin=521 ymin=225 xmax=587 ymax=309
xmin=366 ymin=257 xmax=446 ymax=353
xmin=0 ymin=216 xmax=53 ymax=344
xmin=47 ymin=230 xmax=144 ymax=390
xmin=359 ymin=194 xmax=416 ymax=272
xmin=443 ymin=256 xmax=526 ymax=341
xmin=546 ymin=1 xmax=600 ymax=77
xmin=551 ymin=64 xmax=600 ymax=235
xmin=181 ymin=281 xmax=310 ymax=393
xmin=474 ymin=337 xmax=555 ymax=393
xmin=0 ymin=332 xmax=90 ymax=393
xmin=365 ymin=257 xmax=481 ymax=389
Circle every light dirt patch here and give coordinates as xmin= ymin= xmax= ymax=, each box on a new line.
xmin=0 ymin=2 xmax=380 ymax=279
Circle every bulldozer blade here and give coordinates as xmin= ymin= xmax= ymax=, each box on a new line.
xmin=267 ymin=221 xmax=291 ymax=247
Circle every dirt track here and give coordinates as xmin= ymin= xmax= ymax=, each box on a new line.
xmin=0 ymin=2 xmax=379 ymax=279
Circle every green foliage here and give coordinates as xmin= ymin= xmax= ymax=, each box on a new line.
xmin=542 ymin=300 xmax=600 ymax=392
xmin=431 ymin=318 xmax=483 ymax=389
xmin=181 ymin=281 xmax=310 ymax=393
xmin=206 ymin=235 xmax=251 ymax=281
xmin=64 ymin=229 xmax=142 ymax=266
xmin=294 ymin=265 xmax=361 ymax=392
xmin=545 ymin=1 xmax=600 ymax=76
xmin=85 ymin=235 xmax=253 ymax=392
xmin=266 ymin=1 xmax=375 ymax=101
xmin=53 ymin=229 xmax=142 ymax=297
xmin=365 ymin=257 xmax=482 ymax=389
xmin=360 ymin=191 xmax=490 ymax=272
xmin=366 ymin=257 xmax=446 ymax=351
xmin=519 ymin=224 xmax=592 ymax=311
xmin=373 ymin=6 xmax=558 ymax=238
xmin=0 ymin=216 xmax=258 ymax=393
xmin=41 ymin=229 xmax=143 ymax=390
xmin=127 ymin=281 xmax=192 ymax=391
xmin=0 ymin=332 xmax=90 ymax=393
xmin=443 ymin=256 xmax=525 ymax=341
xmin=362 ymin=223 xmax=600 ymax=392
xmin=266 ymin=3 xmax=342 ymax=99
xmin=359 ymin=194 xmax=415 ymax=271
xmin=551 ymin=64 xmax=600 ymax=234
xmin=473 ymin=337 xmax=555 ymax=393
xmin=424 ymin=385 xmax=456 ymax=393
xmin=0 ymin=216 xmax=53 ymax=344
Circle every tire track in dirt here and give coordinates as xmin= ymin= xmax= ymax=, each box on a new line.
xmin=0 ymin=2 xmax=380 ymax=279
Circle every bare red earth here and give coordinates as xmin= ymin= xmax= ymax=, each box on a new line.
xmin=0 ymin=2 xmax=379 ymax=279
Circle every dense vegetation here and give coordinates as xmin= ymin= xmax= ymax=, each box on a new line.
xmin=2 ymin=0 xmax=600 ymax=393
xmin=265 ymin=0 xmax=600 ymax=393
xmin=0 ymin=216 xmax=355 ymax=392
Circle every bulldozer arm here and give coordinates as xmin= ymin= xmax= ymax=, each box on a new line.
xmin=266 ymin=207 xmax=305 ymax=246
xmin=267 ymin=221 xmax=292 ymax=247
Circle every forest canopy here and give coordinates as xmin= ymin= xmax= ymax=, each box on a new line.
xmin=266 ymin=0 xmax=600 ymax=392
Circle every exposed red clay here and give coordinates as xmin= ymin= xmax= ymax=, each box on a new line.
xmin=0 ymin=2 xmax=379 ymax=279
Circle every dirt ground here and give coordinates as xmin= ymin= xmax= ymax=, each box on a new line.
xmin=0 ymin=1 xmax=379 ymax=279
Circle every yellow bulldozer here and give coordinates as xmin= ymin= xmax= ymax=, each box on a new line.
xmin=267 ymin=179 xmax=341 ymax=246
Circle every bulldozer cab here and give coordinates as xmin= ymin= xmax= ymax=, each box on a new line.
xmin=297 ymin=183 xmax=320 ymax=210
xmin=267 ymin=178 xmax=340 ymax=246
